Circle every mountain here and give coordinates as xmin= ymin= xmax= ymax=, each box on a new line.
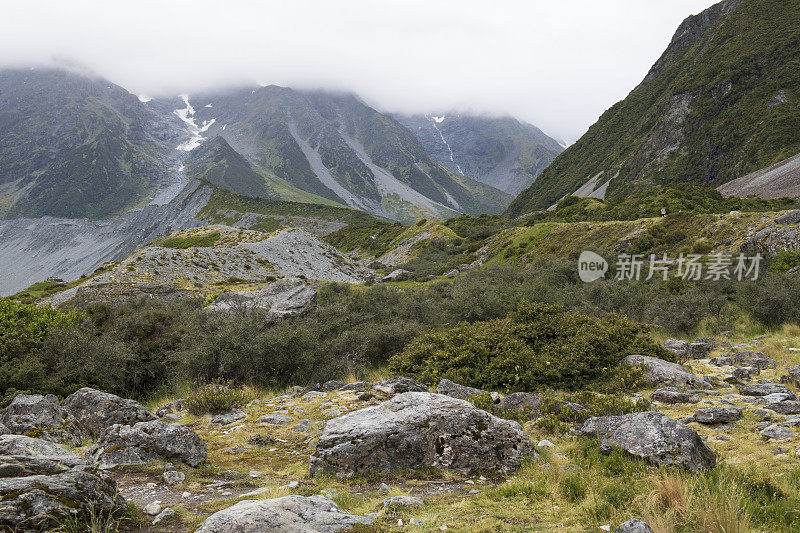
xmin=507 ymin=0 xmax=800 ymax=217
xmin=181 ymin=87 xmax=511 ymax=222
xmin=0 ymin=68 xmax=182 ymax=219
xmin=393 ymin=113 xmax=563 ymax=195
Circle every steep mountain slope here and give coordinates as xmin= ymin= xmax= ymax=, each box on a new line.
xmin=0 ymin=68 xmax=181 ymax=219
xmin=507 ymin=0 xmax=800 ymax=217
xmin=182 ymin=87 xmax=510 ymax=222
xmin=394 ymin=113 xmax=563 ymax=195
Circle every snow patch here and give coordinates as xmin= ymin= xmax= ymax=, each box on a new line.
xmin=426 ymin=114 xmax=463 ymax=174
xmin=137 ymin=94 xmax=152 ymax=103
xmin=174 ymin=94 xmax=215 ymax=151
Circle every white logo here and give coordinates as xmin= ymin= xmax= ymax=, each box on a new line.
xmin=578 ymin=251 xmax=608 ymax=283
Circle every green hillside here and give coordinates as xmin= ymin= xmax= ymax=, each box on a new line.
xmin=507 ymin=0 xmax=800 ymax=217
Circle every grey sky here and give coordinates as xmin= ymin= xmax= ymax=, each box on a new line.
xmin=0 ymin=0 xmax=718 ymax=141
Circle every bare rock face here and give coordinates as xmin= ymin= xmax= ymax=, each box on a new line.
xmin=579 ymin=411 xmax=716 ymax=471
xmin=205 ymin=277 xmax=317 ymax=320
xmin=499 ymin=392 xmax=543 ymax=413
xmin=310 ymin=392 xmax=535 ymax=477
xmin=0 ymin=435 xmax=126 ymax=530
xmin=195 ymin=496 xmax=373 ymax=532
xmin=88 ymin=420 xmax=207 ymax=469
xmin=624 ymin=355 xmax=710 ymax=389
xmin=0 ymin=394 xmax=83 ymax=446
xmin=62 ymin=387 xmax=158 ymax=438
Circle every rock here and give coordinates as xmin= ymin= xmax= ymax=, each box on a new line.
xmin=322 ymin=380 xmax=346 ymax=392
xmin=310 ymin=392 xmax=535 ymax=477
xmin=615 ymin=519 xmax=654 ymax=533
xmin=688 ymin=342 xmax=713 ymax=359
xmin=152 ymin=507 xmax=175 ymax=525
xmin=257 ymin=413 xmax=294 ymax=425
xmin=163 ymin=470 xmax=185 ymax=485
xmin=145 ymin=502 xmax=162 ymax=516
xmin=436 ymin=379 xmax=484 ymax=400
xmin=194 ymin=495 xmax=373 ymax=532
xmin=205 ymin=278 xmax=317 ymax=320
xmin=88 ymin=420 xmax=207 ymax=468
xmin=729 ymin=351 xmax=777 ymax=369
xmin=579 ymin=411 xmax=715 ymax=471
xmin=62 ymin=387 xmax=158 ymax=438
xmin=382 ymin=495 xmax=424 ymax=511
xmin=499 ymin=392 xmax=542 ymax=413
xmin=0 ymin=423 xmax=7 ymax=436
xmin=710 ymin=357 xmax=733 ymax=367
xmin=373 ymin=377 xmax=428 ymax=395
xmin=766 ymin=401 xmax=800 ymax=415
xmin=377 ymin=483 xmax=391 ymax=493
xmin=787 ymin=365 xmax=800 ymax=382
xmin=339 ymin=381 xmax=372 ymax=392
xmin=211 ymin=410 xmax=246 ymax=425
xmin=732 ymin=367 xmax=760 ymax=380
xmin=0 ymin=435 xmax=127 ymax=530
xmin=381 ymin=269 xmax=410 ymax=282
xmin=761 ymin=425 xmax=795 ymax=440
xmin=693 ymin=407 xmax=742 ymax=424
xmin=303 ymin=391 xmax=326 ymax=400
xmin=537 ymin=440 xmax=554 ymax=448
xmin=156 ymin=399 xmax=187 ymax=418
xmin=650 ymin=388 xmax=694 ymax=404
xmin=776 ymin=210 xmax=800 ymax=225
xmin=738 ymin=383 xmax=796 ymax=398
xmin=624 ymin=355 xmax=710 ymax=389
xmin=662 ymin=339 xmax=689 ymax=358
xmin=0 ymin=394 xmax=83 ymax=446
xmin=293 ymin=419 xmax=311 ymax=432
xmin=763 ymin=393 xmax=794 ymax=403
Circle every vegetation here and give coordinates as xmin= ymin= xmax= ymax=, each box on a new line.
xmin=185 ymin=380 xmax=249 ymax=415
xmin=162 ymin=231 xmax=221 ymax=249
xmin=389 ymin=302 xmax=667 ymax=393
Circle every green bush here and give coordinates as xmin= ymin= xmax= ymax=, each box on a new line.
xmin=162 ymin=231 xmax=220 ymax=249
xmin=185 ymin=380 xmax=249 ymax=415
xmin=390 ymin=302 xmax=670 ymax=392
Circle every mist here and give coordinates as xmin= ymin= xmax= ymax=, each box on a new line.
xmin=0 ymin=0 xmax=718 ymax=141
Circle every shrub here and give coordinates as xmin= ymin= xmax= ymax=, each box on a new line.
xmin=185 ymin=379 xmax=249 ymax=415
xmin=162 ymin=231 xmax=220 ymax=249
xmin=390 ymin=302 xmax=669 ymax=392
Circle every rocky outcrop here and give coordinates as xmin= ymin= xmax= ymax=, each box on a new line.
xmin=156 ymin=399 xmax=187 ymax=418
xmin=373 ymin=377 xmax=428 ymax=395
xmin=310 ymin=392 xmax=534 ymax=477
xmin=662 ymin=339 xmax=689 ymax=358
xmin=62 ymin=387 xmax=158 ymax=438
xmin=693 ymin=407 xmax=742 ymax=424
xmin=0 ymin=394 xmax=83 ymax=446
xmin=0 ymin=435 xmax=126 ymax=530
xmin=205 ymin=277 xmax=317 ymax=320
xmin=88 ymin=420 xmax=207 ymax=469
xmin=738 ymin=383 xmax=796 ymax=398
xmin=580 ymin=411 xmax=716 ymax=471
xmin=436 ymin=379 xmax=484 ymax=400
xmin=194 ymin=495 xmax=373 ymax=532
xmin=615 ymin=518 xmax=655 ymax=533
xmin=766 ymin=401 xmax=800 ymax=415
xmin=624 ymin=355 xmax=710 ymax=389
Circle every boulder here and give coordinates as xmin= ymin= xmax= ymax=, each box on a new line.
xmin=688 ymin=342 xmax=713 ymax=359
xmin=381 ymin=269 xmax=410 ymax=282
xmin=211 ymin=411 xmax=246 ymax=425
xmin=310 ymin=392 xmax=535 ymax=477
xmin=382 ymin=495 xmax=424 ymax=511
xmin=615 ymin=519 xmax=655 ymax=533
xmin=88 ymin=420 xmax=207 ymax=469
xmin=710 ymin=357 xmax=733 ymax=367
xmin=0 ymin=423 xmax=7 ymax=436
xmin=624 ymin=355 xmax=710 ymax=389
xmin=258 ymin=413 xmax=294 ymax=425
xmin=766 ymin=401 xmax=800 ymax=415
xmin=156 ymin=399 xmax=187 ymax=418
xmin=761 ymin=425 xmax=795 ymax=440
xmin=729 ymin=351 xmax=777 ymax=369
xmin=499 ymin=392 xmax=542 ymax=413
xmin=205 ymin=278 xmax=317 ymax=320
xmin=738 ymin=383 xmax=796 ymax=398
xmin=436 ymin=379 xmax=484 ymax=400
xmin=1 ymin=394 xmax=83 ymax=445
xmin=338 ymin=381 xmax=372 ymax=392
xmin=195 ymin=495 xmax=372 ymax=532
xmin=373 ymin=377 xmax=428 ymax=395
xmin=662 ymin=339 xmax=689 ymax=358
xmin=62 ymin=387 xmax=158 ymax=438
xmin=693 ymin=407 xmax=742 ymax=424
xmin=0 ymin=435 xmax=126 ymax=530
xmin=650 ymin=388 xmax=695 ymax=405
xmin=322 ymin=380 xmax=346 ymax=392
xmin=776 ymin=210 xmax=800 ymax=225
xmin=579 ymin=411 xmax=716 ymax=471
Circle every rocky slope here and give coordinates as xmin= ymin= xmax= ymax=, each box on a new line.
xmin=394 ymin=113 xmax=563 ymax=195
xmin=507 ymin=0 xmax=800 ymax=216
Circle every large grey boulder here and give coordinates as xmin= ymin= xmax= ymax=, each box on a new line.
xmin=499 ymin=392 xmax=542 ymax=412
xmin=662 ymin=339 xmax=689 ymax=358
xmin=650 ymin=388 xmax=695 ymax=405
xmin=436 ymin=379 xmax=483 ymax=400
xmin=766 ymin=401 xmax=800 ymax=415
xmin=738 ymin=383 xmax=796 ymax=398
xmin=373 ymin=377 xmax=428 ymax=395
xmin=310 ymin=392 xmax=534 ymax=477
xmin=688 ymin=342 xmax=713 ymax=359
xmin=787 ymin=365 xmax=800 ymax=382
xmin=615 ymin=518 xmax=655 ymax=533
xmin=624 ymin=355 xmax=710 ymax=389
xmin=0 ymin=435 xmax=126 ymax=530
xmin=205 ymin=278 xmax=317 ymax=320
xmin=195 ymin=495 xmax=372 ymax=532
xmin=88 ymin=420 xmax=207 ymax=469
xmin=62 ymin=387 xmax=157 ymax=438
xmin=776 ymin=210 xmax=800 ymax=225
xmin=693 ymin=407 xmax=742 ymax=424
xmin=1 ymin=394 xmax=83 ymax=446
xmin=729 ymin=351 xmax=777 ymax=369
xmin=579 ymin=411 xmax=716 ymax=471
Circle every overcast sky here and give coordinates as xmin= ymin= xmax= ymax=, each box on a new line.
xmin=0 ymin=0 xmax=718 ymax=141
